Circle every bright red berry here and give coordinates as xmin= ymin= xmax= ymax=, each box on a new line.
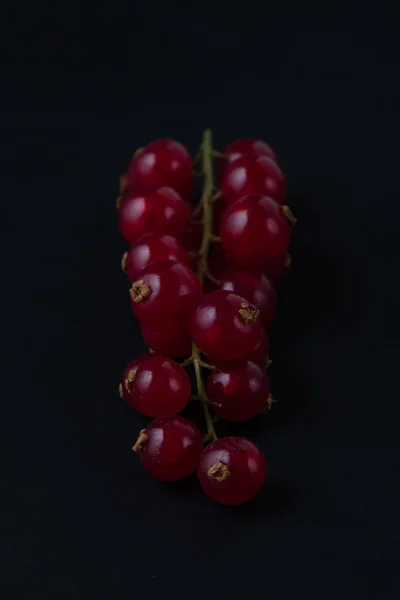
xmin=130 ymin=260 xmax=202 ymax=329
xmin=127 ymin=139 xmax=194 ymax=201
xmin=207 ymin=360 xmax=270 ymax=421
xmin=119 ymin=353 xmax=160 ymax=400
xmin=190 ymin=290 xmax=263 ymax=362
xmin=245 ymin=327 xmax=270 ymax=366
xmin=141 ymin=322 xmax=192 ymax=358
xmin=120 ymin=355 xmax=190 ymax=417
xmin=119 ymin=186 xmax=189 ymax=244
xmin=220 ymin=267 xmax=277 ymax=328
xmin=220 ymin=195 xmax=295 ymax=268
xmin=221 ymin=153 xmax=286 ymax=205
xmin=122 ymin=233 xmax=189 ymax=282
xmin=133 ymin=416 xmax=203 ymax=481
xmin=197 ymin=437 xmax=268 ymax=505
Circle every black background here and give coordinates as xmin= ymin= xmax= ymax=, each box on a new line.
xmin=2 ymin=1 xmax=400 ymax=598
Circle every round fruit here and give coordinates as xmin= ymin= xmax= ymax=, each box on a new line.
xmin=119 ymin=352 xmax=160 ymax=401
xmin=190 ymin=290 xmax=263 ymax=362
xmin=119 ymin=186 xmax=189 ymax=244
xmin=122 ymin=233 xmax=189 ymax=282
xmin=127 ymin=139 xmax=194 ymax=201
xmin=221 ymin=153 xmax=286 ymax=205
xmin=197 ymin=436 xmax=268 ymax=505
xmin=129 ymin=260 xmax=202 ymax=329
xmin=207 ymin=360 xmax=270 ymax=421
xmin=120 ymin=355 xmax=190 ymax=417
xmin=220 ymin=267 xmax=277 ymax=328
xmin=245 ymin=327 xmax=270 ymax=366
xmin=220 ymin=195 xmax=295 ymax=268
xmin=264 ymin=252 xmax=291 ymax=284
xmin=133 ymin=416 xmax=203 ymax=481
xmin=141 ymin=323 xmax=192 ymax=358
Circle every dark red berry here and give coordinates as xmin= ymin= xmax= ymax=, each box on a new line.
xmin=141 ymin=323 xmax=192 ymax=357
xmin=207 ymin=360 xmax=270 ymax=421
xmin=130 ymin=260 xmax=202 ymax=329
xmin=120 ymin=355 xmax=190 ymax=417
xmin=190 ymin=290 xmax=263 ymax=362
xmin=220 ymin=267 xmax=277 ymax=328
xmin=127 ymin=139 xmax=194 ymax=201
xmin=133 ymin=416 xmax=202 ymax=481
xmin=220 ymin=195 xmax=295 ymax=268
xmin=221 ymin=153 xmax=286 ymax=205
xmin=119 ymin=186 xmax=189 ymax=244
xmin=181 ymin=220 xmax=203 ymax=272
xmin=245 ymin=327 xmax=270 ymax=366
xmin=264 ymin=252 xmax=291 ymax=284
xmin=123 ymin=233 xmax=188 ymax=282
xmin=198 ymin=436 xmax=268 ymax=505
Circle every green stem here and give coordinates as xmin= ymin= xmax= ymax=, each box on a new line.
xmin=192 ymin=345 xmax=217 ymax=441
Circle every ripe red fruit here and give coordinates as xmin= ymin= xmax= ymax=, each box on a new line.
xmin=133 ymin=416 xmax=203 ymax=481
xmin=245 ymin=327 xmax=270 ymax=366
xmin=264 ymin=252 xmax=291 ymax=284
xmin=220 ymin=267 xmax=277 ymax=328
xmin=190 ymin=290 xmax=263 ymax=362
xmin=207 ymin=360 xmax=270 ymax=421
xmin=197 ymin=437 xmax=268 ymax=505
xmin=119 ymin=186 xmax=189 ymax=244
xmin=127 ymin=139 xmax=194 ymax=201
xmin=221 ymin=153 xmax=286 ymax=205
xmin=119 ymin=353 xmax=160 ymax=400
xmin=130 ymin=260 xmax=202 ymax=329
xmin=120 ymin=355 xmax=190 ymax=417
xmin=220 ymin=195 xmax=295 ymax=268
xmin=181 ymin=220 xmax=203 ymax=272
xmin=141 ymin=323 xmax=192 ymax=358
xmin=122 ymin=233 xmax=189 ymax=282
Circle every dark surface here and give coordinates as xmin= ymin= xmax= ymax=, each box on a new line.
xmin=1 ymin=1 xmax=400 ymax=598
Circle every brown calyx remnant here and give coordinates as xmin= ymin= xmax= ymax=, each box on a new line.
xmin=282 ymin=205 xmax=297 ymax=227
xmin=124 ymin=369 xmax=136 ymax=394
xmin=208 ymin=461 xmax=231 ymax=481
xmin=132 ymin=147 xmax=144 ymax=160
xmin=266 ymin=394 xmax=276 ymax=411
xmin=238 ymin=302 xmax=260 ymax=325
xmin=116 ymin=195 xmax=123 ymax=211
xmin=118 ymin=383 xmax=124 ymax=398
xmin=119 ymin=173 xmax=128 ymax=196
xmin=121 ymin=252 xmax=128 ymax=273
xmin=264 ymin=358 xmax=272 ymax=370
xmin=132 ymin=429 xmax=148 ymax=453
xmin=130 ymin=279 xmax=151 ymax=303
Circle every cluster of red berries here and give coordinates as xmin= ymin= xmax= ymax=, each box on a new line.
xmin=117 ymin=131 xmax=296 ymax=505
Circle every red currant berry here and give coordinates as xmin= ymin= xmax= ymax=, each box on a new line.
xmin=133 ymin=416 xmax=202 ymax=481
xmin=220 ymin=267 xmax=277 ymax=328
xmin=220 ymin=195 xmax=295 ymax=268
xmin=181 ymin=220 xmax=203 ymax=272
xmin=264 ymin=252 xmax=291 ymax=284
xmin=207 ymin=243 xmax=231 ymax=281
xmin=122 ymin=233 xmax=189 ymax=282
xmin=190 ymin=290 xmax=262 ymax=362
xmin=130 ymin=260 xmax=202 ymax=329
xmin=141 ymin=323 xmax=192 ymax=358
xmin=221 ymin=154 xmax=286 ymax=205
xmin=245 ymin=327 xmax=270 ymax=366
xmin=119 ymin=352 xmax=159 ymax=400
xmin=119 ymin=187 xmax=189 ymax=244
xmin=207 ymin=360 xmax=270 ymax=422
xmin=127 ymin=139 xmax=194 ymax=201
xmin=197 ymin=437 xmax=268 ymax=505
xmin=120 ymin=356 xmax=190 ymax=417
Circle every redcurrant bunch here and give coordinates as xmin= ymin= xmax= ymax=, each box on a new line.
xmin=116 ymin=131 xmax=296 ymax=505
